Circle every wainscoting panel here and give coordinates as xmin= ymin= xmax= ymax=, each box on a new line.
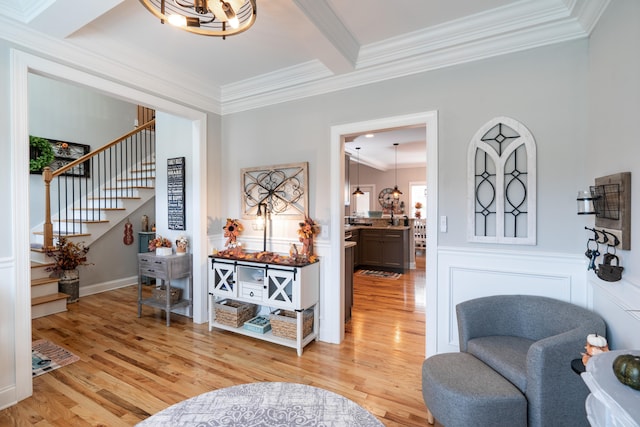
xmin=590 ymin=277 xmax=640 ymax=350
xmin=434 ymin=247 xmax=588 ymax=355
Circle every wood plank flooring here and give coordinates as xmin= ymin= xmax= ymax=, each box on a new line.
xmin=1 ymin=254 xmax=432 ymax=426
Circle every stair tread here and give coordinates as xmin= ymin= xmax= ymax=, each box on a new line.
xmin=32 ymin=231 xmax=91 ymax=237
xmin=73 ymin=207 xmax=125 ymax=211
xmin=87 ymin=196 xmax=141 ymax=200
xmin=103 ymin=186 xmax=154 ymax=190
xmin=53 ymin=219 xmax=109 ymax=223
xmin=31 ymin=277 xmax=58 ymax=286
xmin=31 ymin=260 xmax=55 ymax=268
xmin=32 ymin=293 xmax=69 ymax=306
xmin=118 ymin=177 xmax=155 ymax=181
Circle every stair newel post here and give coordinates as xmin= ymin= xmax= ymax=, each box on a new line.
xmin=42 ymin=166 xmax=54 ymax=250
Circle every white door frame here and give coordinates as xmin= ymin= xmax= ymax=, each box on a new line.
xmin=10 ymin=49 xmax=208 ymax=401
xmin=329 ymin=111 xmax=438 ymax=353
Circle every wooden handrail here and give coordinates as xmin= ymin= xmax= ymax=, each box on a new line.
xmin=51 ymin=119 xmax=155 ymax=179
xmin=42 ymin=119 xmax=156 ymax=249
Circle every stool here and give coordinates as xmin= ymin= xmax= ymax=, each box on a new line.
xmin=422 ymin=353 xmax=526 ymax=427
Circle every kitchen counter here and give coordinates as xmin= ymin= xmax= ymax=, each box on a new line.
xmin=345 ymin=241 xmax=357 ymax=249
xmin=345 ymin=224 xmax=410 ymax=231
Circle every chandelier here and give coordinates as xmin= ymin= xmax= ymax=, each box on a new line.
xmin=392 ymin=143 xmax=403 ymax=198
xmin=139 ymin=0 xmax=256 ymax=38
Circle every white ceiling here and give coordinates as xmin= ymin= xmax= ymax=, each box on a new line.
xmin=0 ymin=0 xmax=610 ymax=168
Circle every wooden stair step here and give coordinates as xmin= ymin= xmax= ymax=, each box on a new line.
xmin=31 ymin=277 xmax=59 ymax=287
xmin=32 ymin=231 xmax=92 ymax=237
xmin=72 ymin=207 xmax=125 ymax=211
xmin=87 ymin=196 xmax=141 ymax=200
xmin=53 ymin=219 xmax=109 ymax=224
xmin=103 ymin=186 xmax=154 ymax=190
xmin=32 ymin=292 xmax=69 ymax=306
xmin=31 ymin=260 xmax=55 ymax=268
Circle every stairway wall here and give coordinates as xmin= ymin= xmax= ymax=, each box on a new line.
xmin=28 ymin=73 xmax=137 ymax=228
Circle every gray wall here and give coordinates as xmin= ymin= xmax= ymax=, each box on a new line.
xmin=223 ymin=39 xmax=589 ymax=254
xmin=587 ymin=0 xmax=640 ymax=282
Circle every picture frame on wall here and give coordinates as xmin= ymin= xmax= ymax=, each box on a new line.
xmin=30 ymin=138 xmax=91 ymax=178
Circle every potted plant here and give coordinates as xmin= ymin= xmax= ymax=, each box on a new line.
xmin=45 ymin=237 xmax=91 ymax=303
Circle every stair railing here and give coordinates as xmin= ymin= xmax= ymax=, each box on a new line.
xmin=41 ymin=119 xmax=156 ymax=249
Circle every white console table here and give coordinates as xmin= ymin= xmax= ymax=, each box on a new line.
xmin=581 ymin=349 xmax=640 ymax=427
xmin=208 ymin=255 xmax=320 ymax=356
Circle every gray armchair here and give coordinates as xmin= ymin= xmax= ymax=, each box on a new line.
xmin=456 ymin=295 xmax=606 ymax=427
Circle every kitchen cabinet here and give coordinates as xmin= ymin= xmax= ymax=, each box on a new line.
xmin=208 ymin=256 xmax=320 ymax=356
xmin=345 ymin=228 xmax=360 ymax=266
xmin=359 ymin=228 xmax=409 ymax=273
xmin=344 ymin=242 xmax=356 ymax=322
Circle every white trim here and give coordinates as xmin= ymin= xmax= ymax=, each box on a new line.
xmin=9 ymin=49 xmax=208 ymax=405
xmin=330 ymin=111 xmax=438 ymax=357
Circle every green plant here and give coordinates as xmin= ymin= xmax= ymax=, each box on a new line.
xmin=29 ymin=136 xmax=55 ymax=172
xmin=612 ymin=353 xmax=640 ymax=391
xmin=45 ymin=237 xmax=91 ymax=277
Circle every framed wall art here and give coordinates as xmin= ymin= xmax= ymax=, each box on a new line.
xmin=167 ymin=157 xmax=186 ymax=230
xmin=30 ymin=138 xmax=91 ymax=177
xmin=241 ymin=162 xmax=308 ymax=219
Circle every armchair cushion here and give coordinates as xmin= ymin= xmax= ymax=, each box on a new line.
xmin=467 ymin=335 xmax=534 ymax=392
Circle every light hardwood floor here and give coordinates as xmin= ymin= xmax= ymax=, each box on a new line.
xmin=1 ymin=254 xmax=431 ymax=426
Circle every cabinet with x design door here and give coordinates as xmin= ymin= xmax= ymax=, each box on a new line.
xmin=208 ymin=256 xmax=319 ymax=356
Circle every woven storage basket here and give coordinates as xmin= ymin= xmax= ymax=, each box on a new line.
xmin=152 ymin=286 xmax=181 ymax=304
xmin=214 ymin=299 xmax=258 ymax=328
xmin=270 ymin=308 xmax=313 ymax=340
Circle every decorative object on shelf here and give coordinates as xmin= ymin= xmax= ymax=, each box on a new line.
xmin=270 ymin=308 xmax=314 ymax=340
xmin=45 ymin=237 xmax=91 ymax=303
xmin=152 ymin=285 xmax=182 ymax=304
xmin=123 ymin=219 xmax=134 ymax=245
xmin=581 ymin=333 xmax=609 ymax=366
xmin=241 ymin=162 xmax=308 ymax=219
xmin=214 ymin=299 xmax=258 ymax=328
xmin=148 ymin=235 xmax=172 ymax=255
xmin=243 ymin=315 xmax=271 ymax=334
xmin=415 ymin=202 xmax=423 ymax=218
xmin=176 ymin=235 xmax=189 ymax=255
xmin=612 ymin=353 xmax=640 ymax=391
xmin=29 ymin=135 xmax=54 ymax=173
xmin=139 ymin=0 xmax=256 ymax=39
xmin=167 ymin=157 xmax=186 ymax=230
xmin=223 ymin=218 xmax=243 ymax=250
xmin=298 ymin=216 xmax=319 ymax=260
xmin=391 ymin=143 xmax=403 ymax=198
xmin=141 ymin=215 xmax=149 ymax=232
xmin=352 ymin=147 xmax=364 ymax=196
xmin=256 ymin=202 xmax=269 ymax=251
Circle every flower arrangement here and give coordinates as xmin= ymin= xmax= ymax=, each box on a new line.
xmin=29 ymin=136 xmax=55 ymax=172
xmin=176 ymin=235 xmax=189 ymax=254
xmin=148 ymin=235 xmax=172 ymax=251
xmin=414 ymin=202 xmax=423 ymax=218
xmin=45 ymin=237 xmax=91 ymax=277
xmin=223 ymin=218 xmax=243 ymax=247
xmin=298 ymin=216 xmax=319 ymax=258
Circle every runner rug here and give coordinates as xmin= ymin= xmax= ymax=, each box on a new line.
xmin=357 ymin=269 xmax=401 ymax=280
xmin=32 ymin=339 xmax=80 ymax=377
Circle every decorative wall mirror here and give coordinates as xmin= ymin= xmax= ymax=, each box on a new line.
xmin=241 ymin=162 xmax=308 ymax=219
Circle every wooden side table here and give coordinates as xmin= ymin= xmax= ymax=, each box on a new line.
xmin=137 ymin=252 xmax=192 ymax=326
xmin=581 ymin=349 xmax=640 ymax=427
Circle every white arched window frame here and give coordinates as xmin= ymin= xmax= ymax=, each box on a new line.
xmin=467 ymin=116 xmax=537 ymax=245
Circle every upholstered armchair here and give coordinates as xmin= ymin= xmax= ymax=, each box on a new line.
xmin=456 ymin=295 xmax=606 ymax=427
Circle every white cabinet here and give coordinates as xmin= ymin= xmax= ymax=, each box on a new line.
xmin=208 ymin=256 xmax=320 ymax=356
xmin=581 ymin=349 xmax=640 ymax=427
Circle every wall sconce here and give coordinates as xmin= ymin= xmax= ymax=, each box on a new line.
xmin=577 ymin=190 xmax=599 ymax=215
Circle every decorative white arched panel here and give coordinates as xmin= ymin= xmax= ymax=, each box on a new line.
xmin=467 ymin=117 xmax=536 ymax=244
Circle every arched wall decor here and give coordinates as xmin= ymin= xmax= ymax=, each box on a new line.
xmin=467 ymin=116 xmax=537 ymax=244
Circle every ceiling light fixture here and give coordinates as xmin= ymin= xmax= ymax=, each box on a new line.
xmin=352 ymin=147 xmax=364 ymax=196
xmin=392 ymin=143 xmax=403 ymax=199
xmin=139 ymin=0 xmax=256 ymax=39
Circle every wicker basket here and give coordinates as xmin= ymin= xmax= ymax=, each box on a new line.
xmin=214 ymin=299 xmax=258 ymax=328
xmin=270 ymin=308 xmax=314 ymax=340
xmin=152 ymin=286 xmax=181 ymax=304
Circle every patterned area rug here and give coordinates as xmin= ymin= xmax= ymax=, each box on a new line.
xmin=32 ymin=339 xmax=80 ymax=377
xmin=137 ymin=382 xmax=384 ymax=426
xmin=358 ymin=269 xmax=402 ymax=280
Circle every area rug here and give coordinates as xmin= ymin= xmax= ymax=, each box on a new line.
xmin=32 ymin=339 xmax=80 ymax=377
xmin=358 ymin=269 xmax=401 ymax=280
xmin=136 ymin=382 xmax=384 ymax=426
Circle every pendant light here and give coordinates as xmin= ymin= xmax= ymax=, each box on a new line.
xmin=392 ymin=143 xmax=403 ymax=198
xmin=352 ymin=147 xmax=364 ymax=196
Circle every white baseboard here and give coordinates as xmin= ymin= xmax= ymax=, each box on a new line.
xmin=80 ymin=276 xmax=137 ymax=297
xmin=0 ymin=385 xmax=17 ymax=411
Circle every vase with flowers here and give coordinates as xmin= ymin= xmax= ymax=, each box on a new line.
xmin=149 ymin=235 xmax=173 ymax=256
xmin=298 ymin=216 xmax=319 ymax=260
xmin=45 ymin=237 xmax=91 ymax=303
xmin=176 ymin=235 xmax=189 ymax=255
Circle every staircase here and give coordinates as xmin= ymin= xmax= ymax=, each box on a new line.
xmin=30 ymin=121 xmax=156 ymax=318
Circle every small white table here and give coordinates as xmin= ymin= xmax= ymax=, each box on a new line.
xmin=581 ymin=349 xmax=640 ymax=427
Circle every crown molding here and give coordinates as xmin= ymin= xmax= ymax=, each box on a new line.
xmin=0 ymin=0 xmax=53 ymax=22
xmin=0 ymin=15 xmax=221 ymax=114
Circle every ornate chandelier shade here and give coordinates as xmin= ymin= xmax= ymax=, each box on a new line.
xmin=139 ymin=0 xmax=256 ymax=38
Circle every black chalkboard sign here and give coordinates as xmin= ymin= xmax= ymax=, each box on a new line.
xmin=167 ymin=157 xmax=185 ymax=230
